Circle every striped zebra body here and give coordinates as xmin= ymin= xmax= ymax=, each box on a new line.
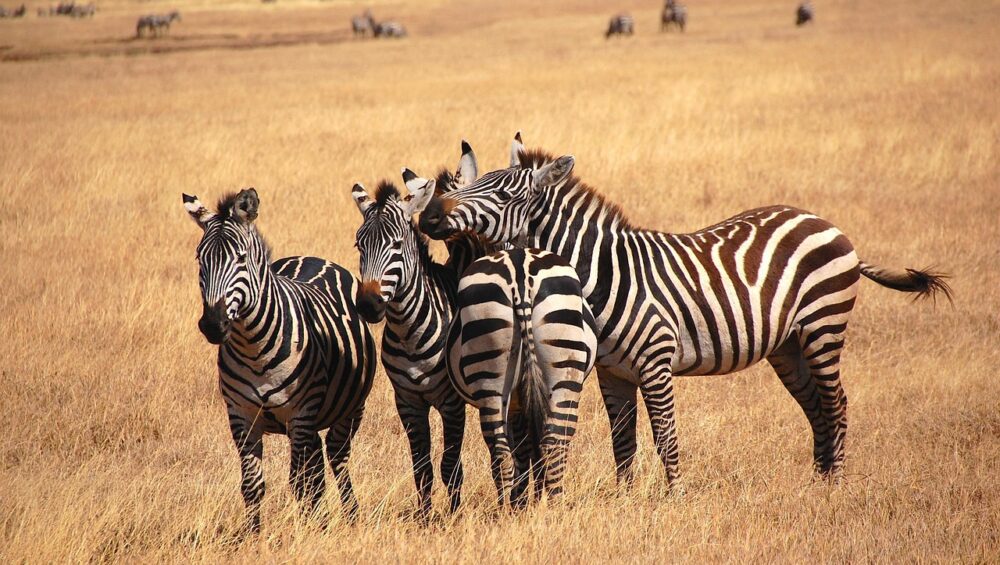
xmin=184 ymin=189 xmax=376 ymax=533
xmin=419 ymin=138 xmax=951 ymax=488
xmin=661 ymin=1 xmax=686 ymax=32
xmin=448 ymin=248 xmax=597 ymax=506
xmin=606 ymin=14 xmax=634 ymax=39
xmin=352 ymin=11 xmax=375 ymax=38
xmin=375 ymin=21 xmax=407 ymax=38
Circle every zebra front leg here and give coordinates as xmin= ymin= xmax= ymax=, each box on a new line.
xmin=597 ymin=369 xmax=639 ymax=486
xmin=288 ymin=424 xmax=326 ymax=518
xmin=438 ymin=394 xmax=466 ymax=514
xmin=640 ymin=366 xmax=682 ymax=492
xmin=325 ymin=411 xmax=364 ymax=521
xmin=230 ymin=418 xmax=265 ymax=534
xmin=479 ymin=404 xmax=513 ymax=509
xmin=395 ymin=392 xmax=433 ymax=521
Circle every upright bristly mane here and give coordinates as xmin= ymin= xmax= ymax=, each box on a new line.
xmin=517 ymin=148 xmax=633 ymax=230
xmin=370 ymin=179 xmax=437 ymax=267
xmin=374 ymin=180 xmax=401 ymax=208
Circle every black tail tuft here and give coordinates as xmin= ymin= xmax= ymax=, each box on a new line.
xmin=860 ymin=262 xmax=953 ymax=305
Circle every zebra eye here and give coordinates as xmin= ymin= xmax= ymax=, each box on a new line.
xmin=496 ymin=189 xmax=513 ymax=202
xmin=237 ymin=252 xmax=247 ymax=263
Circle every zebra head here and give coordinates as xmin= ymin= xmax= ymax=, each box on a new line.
xmin=352 ymin=178 xmax=435 ymax=323
xmin=183 ymin=188 xmax=268 ymax=345
xmin=419 ymin=133 xmax=575 ymax=245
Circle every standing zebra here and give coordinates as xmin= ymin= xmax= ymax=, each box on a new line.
xmin=137 ymin=11 xmax=180 ymax=38
xmin=419 ymin=136 xmax=951 ymax=490
xmin=352 ymin=9 xmax=375 ymax=38
xmin=796 ymin=2 xmax=814 ymax=26
xmin=605 ymin=13 xmax=634 ymax=39
xmin=374 ymin=21 xmax=407 ymax=38
xmin=661 ymin=1 xmax=686 ymax=32
xmin=183 ymin=189 xmax=376 ymax=533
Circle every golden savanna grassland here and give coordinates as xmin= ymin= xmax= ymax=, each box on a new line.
xmin=1 ymin=0 xmax=998 ymax=561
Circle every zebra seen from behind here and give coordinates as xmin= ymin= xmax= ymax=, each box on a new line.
xmin=605 ymin=13 xmax=634 ymax=39
xmin=419 ymin=135 xmax=952 ymax=491
xmin=352 ymin=9 xmax=375 ymax=38
xmin=183 ymin=188 xmax=376 ymax=533
xmin=661 ymin=1 xmax=686 ymax=32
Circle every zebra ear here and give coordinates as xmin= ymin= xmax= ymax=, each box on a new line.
xmin=183 ymin=193 xmax=215 ymax=229
xmin=402 ymin=178 xmax=435 ymax=218
xmin=401 ymin=168 xmax=428 ymax=194
xmin=455 ymin=140 xmax=478 ymax=186
xmin=509 ymin=131 xmax=525 ymax=168
xmin=352 ymin=183 xmax=373 ymax=215
xmin=532 ymin=155 xmax=574 ymax=189
xmin=233 ymin=188 xmax=259 ymax=223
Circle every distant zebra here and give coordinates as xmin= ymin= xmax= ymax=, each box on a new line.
xmin=419 ymin=135 xmax=952 ymax=489
xmin=796 ymin=2 xmax=814 ymax=26
xmin=661 ymin=1 xmax=686 ymax=32
xmin=69 ymin=2 xmax=95 ymax=18
xmin=605 ymin=13 xmax=634 ymax=39
xmin=137 ymin=11 xmax=180 ymax=38
xmin=374 ymin=21 xmax=406 ymax=38
xmin=352 ymin=9 xmax=375 ymax=38
xmin=183 ymin=189 xmax=376 ymax=533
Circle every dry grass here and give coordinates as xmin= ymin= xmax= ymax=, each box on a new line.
xmin=2 ymin=0 xmax=999 ymax=561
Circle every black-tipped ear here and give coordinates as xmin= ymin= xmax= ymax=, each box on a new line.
xmin=461 ymin=140 xmax=473 ymax=155
xmin=401 ymin=168 xmax=418 ymax=183
xmin=182 ymin=193 xmax=196 ymax=204
xmin=514 ymin=131 xmax=522 ymax=143
xmin=234 ymin=188 xmax=259 ymax=223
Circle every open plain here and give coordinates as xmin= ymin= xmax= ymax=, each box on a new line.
xmin=1 ymin=0 xmax=998 ymax=561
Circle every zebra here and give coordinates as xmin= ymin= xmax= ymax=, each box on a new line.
xmin=418 ymin=135 xmax=952 ymax=491
xmin=605 ymin=13 xmax=634 ymax=39
xmin=183 ymin=188 xmax=377 ymax=533
xmin=374 ymin=21 xmax=406 ymax=38
xmin=69 ymin=2 xmax=95 ymax=18
xmin=352 ymin=10 xmax=375 ymax=38
xmin=661 ymin=1 xmax=686 ymax=32
xmin=796 ymin=2 xmax=814 ymax=26
xmin=137 ymin=11 xmax=180 ymax=38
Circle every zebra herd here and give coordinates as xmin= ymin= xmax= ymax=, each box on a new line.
xmin=184 ymin=134 xmax=949 ymax=532
xmin=351 ymin=9 xmax=407 ymax=39
xmin=607 ymin=1 xmax=813 ymax=38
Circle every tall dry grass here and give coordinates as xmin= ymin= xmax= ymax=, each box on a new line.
xmin=1 ymin=0 xmax=998 ymax=561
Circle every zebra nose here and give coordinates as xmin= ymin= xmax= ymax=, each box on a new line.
xmin=198 ymin=299 xmax=231 ymax=344
xmin=356 ymin=281 xmax=386 ymax=323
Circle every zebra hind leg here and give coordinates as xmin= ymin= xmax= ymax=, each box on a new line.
xmin=598 ymin=370 xmax=640 ymax=487
xmin=438 ymin=394 xmax=466 ymax=514
xmin=288 ymin=427 xmax=326 ymax=519
xmin=800 ymin=328 xmax=849 ymax=480
xmin=508 ymin=410 xmax=533 ymax=509
xmin=324 ymin=411 xmax=364 ymax=521
xmin=766 ymin=336 xmax=844 ymax=480
xmin=479 ymin=404 xmax=514 ymax=509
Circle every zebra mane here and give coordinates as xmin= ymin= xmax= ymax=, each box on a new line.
xmin=435 ymin=167 xmax=456 ymax=194
xmin=213 ymin=192 xmax=273 ymax=263
xmin=516 ymin=148 xmax=633 ymax=230
xmin=370 ymin=179 xmax=439 ymax=267
xmin=374 ymin=180 xmax=401 ymax=209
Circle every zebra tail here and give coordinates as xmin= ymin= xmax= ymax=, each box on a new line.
xmin=512 ymin=306 xmax=550 ymax=450
xmin=859 ymin=261 xmax=953 ymax=303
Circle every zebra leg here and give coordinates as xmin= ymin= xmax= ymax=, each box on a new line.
xmin=767 ymin=337 xmax=833 ymax=478
xmin=597 ymin=369 xmax=639 ymax=486
xmin=288 ymin=426 xmax=326 ymax=518
xmin=438 ymin=394 xmax=466 ymax=514
xmin=800 ymin=329 xmax=849 ymax=479
xmin=541 ymin=379 xmax=584 ymax=499
xmin=395 ymin=392 xmax=433 ymax=521
xmin=508 ymin=409 xmax=533 ymax=509
xmin=639 ymin=366 xmax=682 ymax=491
xmin=229 ymin=417 xmax=265 ymax=534
xmin=479 ymin=404 xmax=513 ymax=509
xmin=324 ymin=411 xmax=364 ymax=521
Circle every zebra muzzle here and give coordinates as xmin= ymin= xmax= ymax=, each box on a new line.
xmin=198 ymin=298 xmax=231 ymax=344
xmin=356 ymin=281 xmax=386 ymax=323
xmin=418 ymin=196 xmax=457 ymax=240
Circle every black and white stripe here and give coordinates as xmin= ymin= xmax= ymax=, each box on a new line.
xmin=447 ymin=248 xmax=597 ymax=506
xmin=606 ymin=13 xmax=634 ymax=39
xmin=419 ymin=135 xmax=951 ymax=489
xmin=661 ymin=1 xmax=687 ymax=32
xmin=184 ymin=188 xmax=376 ymax=533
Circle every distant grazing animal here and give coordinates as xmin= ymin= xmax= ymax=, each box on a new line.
xmin=0 ymin=4 xmax=24 ymax=18
xmin=419 ymin=134 xmax=952 ymax=490
xmin=136 ymin=11 xmax=180 ymax=38
xmin=661 ymin=1 xmax=686 ymax=32
xmin=796 ymin=2 xmax=814 ymax=26
xmin=69 ymin=2 xmax=95 ymax=18
xmin=374 ymin=20 xmax=406 ymax=38
xmin=183 ymin=189 xmax=377 ymax=534
xmin=605 ymin=13 xmax=634 ymax=39
xmin=351 ymin=9 xmax=375 ymax=38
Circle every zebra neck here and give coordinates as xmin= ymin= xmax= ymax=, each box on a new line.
xmin=384 ymin=258 xmax=452 ymax=348
xmin=227 ymin=265 xmax=287 ymax=359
